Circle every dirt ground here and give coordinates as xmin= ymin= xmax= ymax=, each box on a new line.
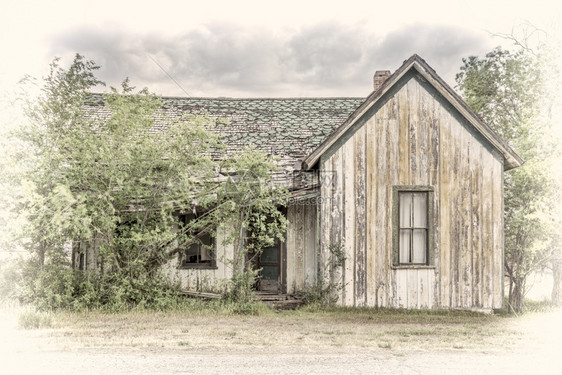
xmin=1 ymin=307 xmax=561 ymax=375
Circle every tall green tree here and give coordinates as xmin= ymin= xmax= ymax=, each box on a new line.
xmin=14 ymin=54 xmax=288 ymax=310
xmin=456 ymin=47 xmax=556 ymax=313
xmin=19 ymin=55 xmax=219 ymax=273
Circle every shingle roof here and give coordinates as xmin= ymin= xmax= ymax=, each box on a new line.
xmin=85 ymin=94 xmax=365 ymax=188
xmin=163 ymin=97 xmax=364 ymax=158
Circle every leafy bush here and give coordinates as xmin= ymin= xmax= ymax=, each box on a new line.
xmin=18 ymin=258 xmax=76 ymax=310
xmin=302 ymin=277 xmax=341 ymax=307
xmin=222 ymin=270 xmax=263 ymax=315
xmin=303 ymin=242 xmax=346 ymax=307
xmin=17 ymin=256 xmax=184 ymax=311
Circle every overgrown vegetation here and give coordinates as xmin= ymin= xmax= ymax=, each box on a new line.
xmin=304 ymin=241 xmax=346 ymax=306
xmin=217 ymin=147 xmax=289 ymax=312
xmin=17 ymin=259 xmax=187 ymax=311
xmin=2 ymin=54 xmax=287 ymax=311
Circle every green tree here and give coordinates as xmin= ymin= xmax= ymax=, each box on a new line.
xmin=13 ymin=54 xmax=288 ymax=310
xmin=217 ymin=147 xmax=289 ymax=307
xmin=456 ymin=47 xmax=556 ymax=313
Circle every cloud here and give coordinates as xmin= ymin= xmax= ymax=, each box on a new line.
xmin=280 ymin=23 xmax=367 ymax=85
xmin=372 ymin=24 xmax=491 ymax=82
xmin=49 ymin=22 xmax=491 ymax=97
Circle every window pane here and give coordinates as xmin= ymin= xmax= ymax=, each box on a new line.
xmin=412 ymin=229 xmax=427 ymax=263
xmin=413 ymin=193 xmax=427 ymax=228
xmin=399 ymin=229 xmax=411 ymax=263
xmin=399 ymin=193 xmax=412 ymax=228
xmin=261 ymin=265 xmax=279 ymax=280
xmin=185 ymin=243 xmax=200 ymax=263
xmin=261 ymin=246 xmax=279 ymax=263
xmin=200 ymin=234 xmax=213 ymax=262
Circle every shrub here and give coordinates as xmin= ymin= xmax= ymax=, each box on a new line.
xmin=16 ymin=256 xmax=184 ymax=311
xmin=303 ymin=277 xmax=341 ymax=307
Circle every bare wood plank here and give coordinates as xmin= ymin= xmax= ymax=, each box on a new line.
xmin=460 ymin=128 xmax=473 ymax=308
xmin=295 ymin=202 xmax=305 ymax=291
xmin=331 ymin=148 xmax=344 ymax=304
xmin=397 ymin=269 xmax=408 ymax=308
xmin=320 ymin=160 xmax=332 ymax=295
xmin=450 ymin=112 xmax=462 ymax=308
xmin=211 ymin=226 xmax=231 ymax=282
xmin=419 ymin=268 xmax=429 ymax=308
xmin=386 ymin=95 xmax=400 ymax=307
xmin=481 ymin=150 xmax=494 ymax=309
xmin=398 ymin=78 xmax=410 ymax=185
xmin=215 ymin=227 xmax=225 ymax=281
xmin=376 ymin=101 xmax=390 ymax=306
xmin=354 ymin=126 xmax=367 ymax=306
xmin=304 ymin=200 xmax=317 ymax=288
xmin=287 ymin=205 xmax=296 ymax=293
xmin=429 ymin=96 xmax=441 ymax=307
xmin=439 ymin=110 xmax=452 ymax=308
xmin=408 ymin=269 xmax=419 ymax=308
xmin=428 ymin=269 xmax=435 ymax=308
xmin=417 ymin=81 xmax=431 ymax=185
xmin=366 ymin=115 xmax=377 ymax=306
xmin=492 ymin=157 xmax=503 ymax=309
xmin=408 ymin=79 xmax=419 ymax=185
xmin=470 ymin=141 xmax=483 ymax=307
xmin=180 ymin=290 xmax=221 ymax=299
xmin=343 ymin=138 xmax=356 ymax=306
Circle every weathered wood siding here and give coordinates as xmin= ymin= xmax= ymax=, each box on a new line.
xmin=162 ymin=226 xmax=234 ymax=292
xmin=285 ymin=199 xmax=318 ymax=293
xmin=319 ymin=74 xmax=504 ymax=309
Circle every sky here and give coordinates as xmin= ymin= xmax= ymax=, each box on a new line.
xmin=0 ymin=0 xmax=561 ymax=98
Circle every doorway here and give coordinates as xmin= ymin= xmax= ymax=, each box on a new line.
xmin=256 ymin=240 xmax=282 ymax=292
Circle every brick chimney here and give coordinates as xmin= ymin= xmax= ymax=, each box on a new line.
xmin=373 ymin=70 xmax=391 ymax=91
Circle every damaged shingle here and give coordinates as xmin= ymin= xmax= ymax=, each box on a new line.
xmin=85 ymin=95 xmax=365 ymax=188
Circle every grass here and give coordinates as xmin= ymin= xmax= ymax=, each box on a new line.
xmin=18 ymin=310 xmax=54 ymax=329
xmin=11 ymin=300 xmax=527 ymax=353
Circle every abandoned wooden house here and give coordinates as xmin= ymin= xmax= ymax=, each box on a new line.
xmin=86 ymin=54 xmax=523 ymax=310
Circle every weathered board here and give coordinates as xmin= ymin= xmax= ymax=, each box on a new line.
xmin=285 ymin=199 xmax=318 ymax=293
xmin=343 ymin=138 xmax=356 ymax=305
xmin=320 ymin=73 xmax=504 ymax=310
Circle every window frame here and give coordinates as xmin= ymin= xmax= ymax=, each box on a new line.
xmin=177 ymin=213 xmax=218 ymax=270
xmin=392 ymin=185 xmax=435 ymax=268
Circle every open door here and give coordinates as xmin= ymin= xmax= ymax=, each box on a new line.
xmin=257 ymin=240 xmax=281 ymax=292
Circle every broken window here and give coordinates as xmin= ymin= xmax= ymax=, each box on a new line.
xmin=178 ymin=213 xmax=217 ymax=269
xmin=393 ymin=186 xmax=434 ymax=266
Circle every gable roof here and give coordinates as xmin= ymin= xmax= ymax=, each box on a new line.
xmin=302 ymin=54 xmax=524 ymax=171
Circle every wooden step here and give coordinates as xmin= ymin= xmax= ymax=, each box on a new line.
xmin=180 ymin=290 xmax=305 ymax=309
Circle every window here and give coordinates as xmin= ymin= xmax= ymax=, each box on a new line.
xmin=392 ymin=186 xmax=434 ymax=266
xmin=179 ymin=214 xmax=217 ymax=269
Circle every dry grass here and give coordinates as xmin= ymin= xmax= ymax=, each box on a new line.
xmin=23 ymin=302 xmax=527 ymax=353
